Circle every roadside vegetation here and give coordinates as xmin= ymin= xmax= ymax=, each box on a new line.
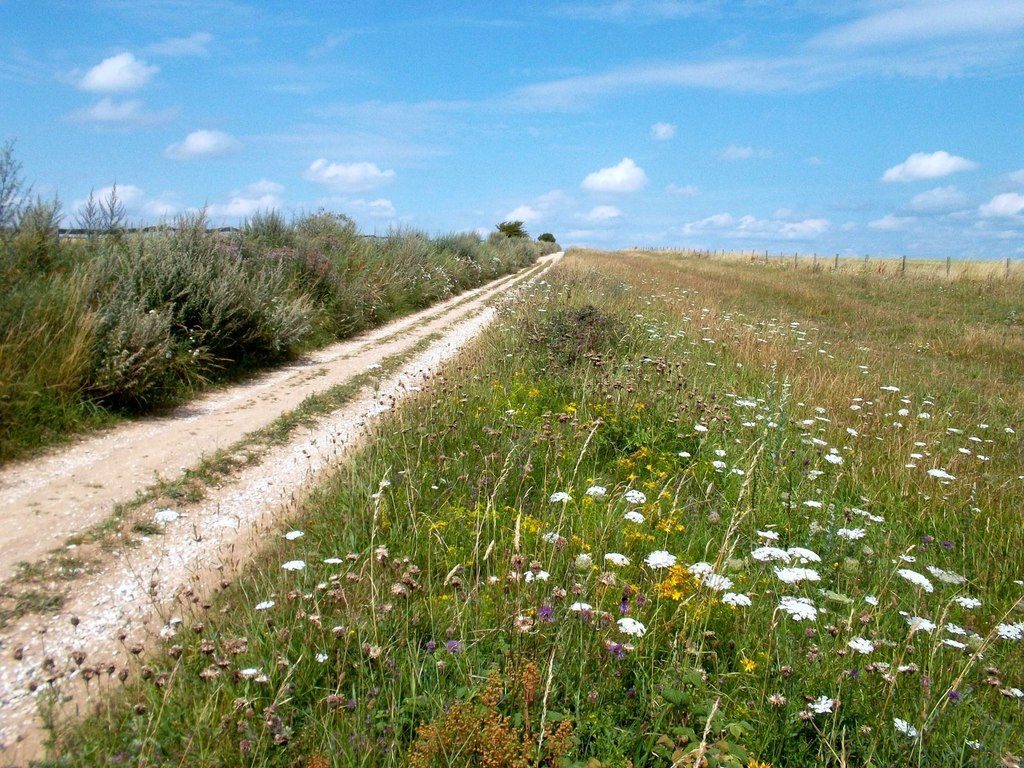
xmin=44 ymin=250 xmax=1023 ymax=766
xmin=0 ymin=142 xmax=556 ymax=463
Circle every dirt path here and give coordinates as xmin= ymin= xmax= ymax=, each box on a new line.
xmin=0 ymin=253 xmax=560 ymax=762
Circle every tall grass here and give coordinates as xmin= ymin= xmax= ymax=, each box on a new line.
xmin=0 ymin=208 xmax=551 ymax=462
xmin=43 ymin=251 xmax=1023 ymax=766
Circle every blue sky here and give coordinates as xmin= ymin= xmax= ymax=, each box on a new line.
xmin=2 ymin=0 xmax=1023 ymax=257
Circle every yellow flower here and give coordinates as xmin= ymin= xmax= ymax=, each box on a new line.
xmin=740 ymin=657 xmax=757 ymax=673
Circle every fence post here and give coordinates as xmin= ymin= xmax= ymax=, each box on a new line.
xmin=834 ymin=253 xmax=839 ymax=270
xmin=864 ymin=254 xmax=869 ymax=269
xmin=901 ymin=254 xmax=906 ymax=275
xmin=1007 ymin=257 xmax=1011 ymax=280
xmin=764 ymin=249 xmax=768 ymax=264
xmin=946 ymin=256 xmax=951 ymax=278
xmin=812 ymin=253 xmax=817 ymax=270
xmin=794 ymin=252 xmax=798 ymax=269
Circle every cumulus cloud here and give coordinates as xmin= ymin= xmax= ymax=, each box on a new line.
xmin=979 ymin=192 xmax=1024 ymax=218
xmin=868 ymin=214 xmax=916 ymax=231
xmin=74 ymin=184 xmax=181 ymax=219
xmin=147 ymin=32 xmax=214 ymax=57
xmin=505 ymin=204 xmax=543 ymax=223
xmin=583 ymin=205 xmax=622 ymax=221
xmin=650 ymin=121 xmax=676 ymax=140
xmin=906 ymin=185 xmax=968 ymax=213
xmin=164 ymin=129 xmax=242 ymax=159
xmin=207 ymin=180 xmax=285 ymax=220
xmin=78 ymin=52 xmax=158 ymax=93
xmin=717 ymin=145 xmax=772 ymax=161
xmin=666 ymin=183 xmax=698 ymax=197
xmin=68 ymin=97 xmax=177 ymax=128
xmin=347 ymin=198 xmax=396 ymax=219
xmin=682 ymin=212 xmax=830 ymax=240
xmin=581 ymin=157 xmax=648 ymax=193
xmin=882 ymin=151 xmax=978 ymax=182
xmin=304 ymin=159 xmax=396 ymax=191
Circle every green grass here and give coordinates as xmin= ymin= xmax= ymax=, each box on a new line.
xmin=43 ymin=251 xmax=1023 ymax=767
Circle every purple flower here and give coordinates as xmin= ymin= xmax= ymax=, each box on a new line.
xmin=346 ymin=698 xmax=357 ymax=711
xmin=941 ymin=540 xmax=954 ymax=550
xmin=425 ymin=639 xmax=436 ymax=653
xmin=619 ymin=597 xmax=631 ymax=615
xmin=538 ymin=604 xmax=554 ymax=622
xmin=947 ymin=690 xmax=962 ymax=702
xmin=921 ymin=534 xmax=934 ymax=545
xmin=445 ymin=640 xmax=463 ymax=655
xmin=607 ymin=642 xmax=626 ymax=660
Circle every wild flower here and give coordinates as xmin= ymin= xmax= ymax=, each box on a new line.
xmin=524 ymin=570 xmax=550 ymax=583
xmin=995 ymin=623 xmax=1024 ymax=641
xmin=897 ymin=569 xmax=934 ymax=592
xmin=549 ymin=491 xmax=572 ymax=503
xmin=281 ymin=560 xmax=306 ymax=571
xmin=701 ymin=573 xmax=734 ymax=591
xmin=541 ymin=531 xmax=561 ymax=544
xmin=585 ymin=485 xmax=607 ymax=497
xmin=722 ymin=592 xmax=751 ymax=607
xmin=807 ymin=695 xmax=835 ymax=715
xmin=624 ymin=511 xmax=646 ymax=523
xmin=255 ymin=600 xmax=275 ymax=610
xmin=926 ymin=565 xmax=967 ymax=584
xmin=617 ymin=618 xmax=646 ymax=637
xmin=757 ymin=529 xmax=780 ymax=541
xmin=574 ymin=554 xmax=593 ymax=571
xmin=847 ymin=637 xmax=875 ymax=654
xmin=787 ymin=547 xmax=821 ymax=563
xmin=604 ymin=553 xmax=630 ymax=567
xmin=905 ymin=615 xmax=937 ymax=633
xmin=927 ymin=468 xmax=955 ymax=480
xmin=778 ymin=596 xmax=819 ymax=621
xmin=284 ymin=530 xmax=304 ymax=540
xmin=836 ymin=528 xmax=866 ymax=540
xmin=774 ymin=567 xmax=821 ymax=584
xmin=569 ymin=602 xmax=592 ymax=612
xmin=645 ymin=550 xmax=677 ymax=569
xmin=624 ymin=489 xmax=647 ymax=505
xmin=752 ymin=546 xmax=790 ymax=562
xmin=954 ymin=596 xmax=981 ymax=609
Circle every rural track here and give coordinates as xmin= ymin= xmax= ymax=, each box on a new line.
xmin=0 ymin=252 xmax=561 ymax=762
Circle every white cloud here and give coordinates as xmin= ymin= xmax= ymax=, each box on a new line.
xmin=666 ymin=182 xmax=698 ymax=197
xmin=650 ymin=121 xmax=676 ymax=140
xmin=906 ymin=185 xmax=969 ymax=213
xmin=868 ymin=214 xmax=916 ymax=231
xmin=581 ymin=157 xmax=648 ymax=193
xmin=78 ymin=52 xmax=158 ymax=93
xmin=68 ymin=97 xmax=177 ymax=128
xmin=682 ymin=212 xmax=830 ymax=240
xmin=555 ymin=1 xmax=715 ymax=21
xmin=504 ymin=204 xmax=543 ymax=223
xmin=882 ymin=151 xmax=978 ymax=182
xmin=1009 ymin=169 xmax=1024 ymax=185
xmin=347 ymin=198 xmax=396 ymax=219
xmin=583 ymin=205 xmax=622 ymax=221
xmin=164 ymin=130 xmax=242 ymax=160
xmin=304 ymin=159 xmax=396 ymax=191
xmin=811 ymin=1 xmax=1024 ymax=49
xmin=147 ymin=32 xmax=214 ymax=57
xmin=979 ymin=192 xmax=1024 ymax=218
xmin=241 ymin=179 xmax=284 ymax=196
xmin=717 ymin=144 xmax=772 ymax=161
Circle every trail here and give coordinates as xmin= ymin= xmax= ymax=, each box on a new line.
xmin=0 ymin=253 xmax=561 ymax=763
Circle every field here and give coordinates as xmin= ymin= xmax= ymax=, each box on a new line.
xmin=40 ymin=249 xmax=1023 ymax=766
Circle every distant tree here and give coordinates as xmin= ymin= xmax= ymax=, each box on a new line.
xmin=537 ymin=232 xmax=556 ymax=243
xmin=496 ymin=220 xmax=529 ymax=239
xmin=0 ymin=139 xmax=29 ymax=237
xmin=99 ymin=183 xmax=128 ymax=236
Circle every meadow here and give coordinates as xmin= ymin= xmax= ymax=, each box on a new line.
xmin=1 ymin=199 xmax=551 ymax=463
xmin=42 ymin=249 xmax=1023 ymax=766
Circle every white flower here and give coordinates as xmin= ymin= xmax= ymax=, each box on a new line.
xmin=897 ymin=569 xmax=934 ymax=593
xmin=847 ymin=637 xmax=875 ymax=654
xmin=688 ymin=562 xmax=714 ymax=576
xmin=645 ymin=550 xmax=677 ymax=569
xmin=927 ymin=468 xmax=955 ymax=480
xmin=787 ymin=547 xmax=821 ymax=564
xmin=604 ymin=553 xmax=630 ymax=567
xmin=154 ymin=509 xmax=179 ymax=524
xmin=893 ymin=718 xmax=918 ymax=740
xmin=864 ymin=595 xmax=879 ymax=606
xmin=701 ymin=573 xmax=734 ymax=591
xmin=624 ymin=489 xmax=647 ymax=505
xmin=617 ymin=617 xmax=647 ymax=637
xmin=995 ymin=623 xmax=1024 ymax=641
xmin=624 ymin=511 xmax=646 ymax=524
xmin=585 ymin=485 xmax=607 ymax=498
xmin=807 ymin=695 xmax=834 ymax=715
xmin=239 ymin=667 xmax=262 ymax=679
xmin=255 ymin=600 xmax=275 ymax=611
xmin=823 ymin=453 xmax=844 ymax=465
xmin=757 ymin=529 xmax=780 ymax=541
xmin=323 ymin=557 xmax=343 ymax=564
xmin=905 ymin=615 xmax=937 ymax=633
xmin=315 ymin=652 xmax=329 ymax=663
xmin=945 ymin=623 xmax=967 ymax=636
xmin=722 ymin=592 xmax=751 ymax=607
xmin=541 ymin=531 xmax=561 ymax=544
xmin=836 ymin=528 xmax=866 ymax=540
xmin=778 ymin=596 xmax=818 ymax=621
xmin=284 ymin=530 xmax=304 ymax=540
xmin=524 ymin=570 xmax=550 ymax=582
xmin=954 ymin=596 xmax=981 ymax=609
xmin=774 ymin=567 xmax=821 ymax=584
xmin=574 ymin=554 xmax=593 ymax=570
xmin=281 ymin=560 xmax=306 ymax=571
xmin=803 ymin=500 xmax=823 ymax=508
xmin=549 ymin=491 xmax=572 ymax=503
xmin=942 ymin=639 xmax=967 ymax=649
xmin=569 ymin=602 xmax=592 ymax=612
xmin=926 ymin=566 xmax=967 ymax=585
xmin=751 ymin=546 xmax=790 ymax=562
xmin=694 ymin=424 xmax=708 ymax=433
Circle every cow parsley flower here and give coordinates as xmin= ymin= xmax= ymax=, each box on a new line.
xmin=722 ymin=592 xmax=752 ymax=607
xmin=586 ymin=485 xmax=607 ymax=498
xmin=996 ymin=623 xmax=1024 ymax=641
xmin=905 ymin=615 xmax=937 ymax=633
xmin=624 ymin=511 xmax=646 ymax=524
xmin=701 ymin=573 xmax=734 ymax=591
xmin=757 ymin=529 xmax=780 ymax=541
xmin=787 ymin=547 xmax=821 ymax=564
xmin=284 ymin=530 xmax=304 ymax=540
xmin=894 ymin=718 xmax=918 ymax=740
xmin=752 ymin=546 xmax=790 ymax=562
xmin=847 ymin=637 xmax=875 ymax=654
xmin=778 ymin=596 xmax=818 ymax=621
xmin=836 ymin=528 xmax=866 ymax=540
xmin=774 ymin=567 xmax=821 ymax=584
xmin=897 ymin=569 xmax=934 ymax=592
xmin=624 ymin=489 xmax=647 ymax=505
xmin=927 ymin=468 xmax=955 ymax=481
xmin=255 ymin=600 xmax=275 ymax=611
xmin=569 ymin=602 xmax=592 ymax=612
xmin=281 ymin=560 xmax=306 ymax=571
xmin=645 ymin=550 xmax=677 ymax=569
xmin=954 ymin=596 xmax=981 ymax=609
xmin=807 ymin=695 xmax=835 ymax=714
xmin=549 ymin=491 xmax=572 ymax=503
xmin=617 ymin=617 xmax=647 ymax=637
xmin=926 ymin=566 xmax=967 ymax=585
xmin=604 ymin=552 xmax=630 ymax=567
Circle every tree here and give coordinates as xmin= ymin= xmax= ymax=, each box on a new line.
xmin=538 ymin=232 xmax=556 ymax=243
xmin=0 ymin=139 xmax=29 ymax=237
xmin=496 ymin=220 xmax=529 ymax=239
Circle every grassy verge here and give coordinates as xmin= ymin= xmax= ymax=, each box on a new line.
xmin=44 ymin=251 xmax=1023 ymax=766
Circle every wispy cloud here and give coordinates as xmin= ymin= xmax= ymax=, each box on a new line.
xmin=682 ymin=211 xmax=831 ymax=240
xmin=164 ymin=130 xmax=243 ymax=160
xmin=717 ymin=144 xmax=772 ymax=161
xmin=68 ymin=97 xmax=178 ymax=128
xmin=304 ymin=159 xmax=396 ymax=191
xmin=146 ymin=32 xmax=213 ymax=57
xmin=650 ymin=121 xmax=676 ymax=140
xmin=553 ymin=1 xmax=717 ymax=21
xmin=904 ymin=185 xmax=968 ymax=214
